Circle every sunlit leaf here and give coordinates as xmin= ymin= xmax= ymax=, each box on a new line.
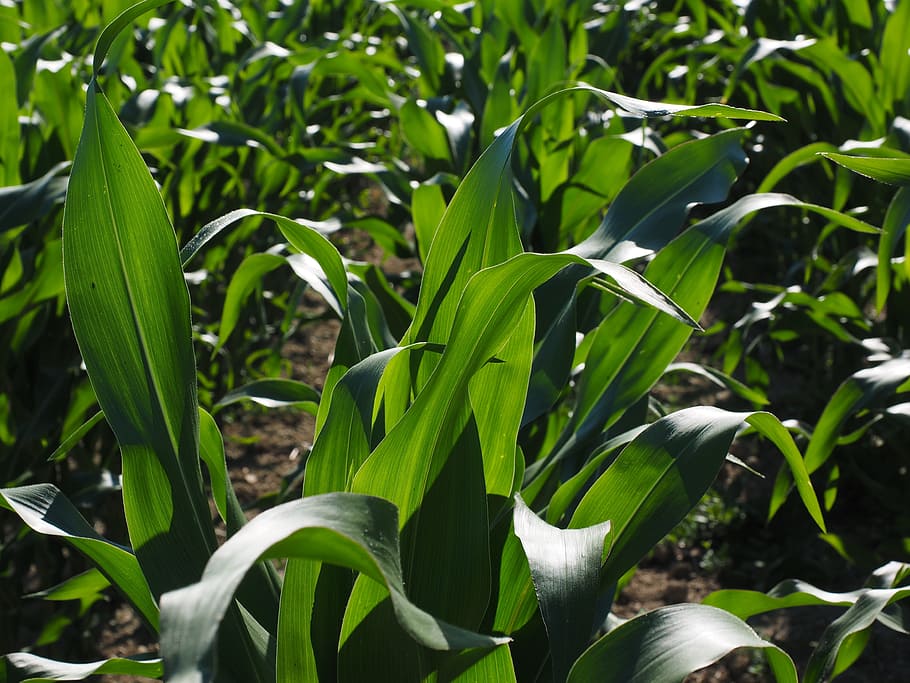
xmin=566 ymin=604 xmax=797 ymax=683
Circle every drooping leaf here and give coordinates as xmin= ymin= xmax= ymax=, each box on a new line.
xmin=160 ymin=493 xmax=509 ymax=683
xmin=529 ymin=192 xmax=858 ymax=486
xmin=804 ymin=587 xmax=910 ymax=683
xmin=180 ymin=209 xmax=347 ymax=313
xmin=770 ymin=357 xmax=910 ymax=518
xmin=0 ymin=162 xmax=69 ymax=232
xmin=569 ymin=407 xmax=822 ymax=589
xmin=215 ymin=379 xmax=320 ymax=411
xmin=586 ymin=88 xmax=785 ymax=122
xmin=566 ymin=604 xmax=797 ymax=683
xmin=0 ymin=484 xmax=158 ymax=630
xmin=1 ymin=652 xmax=162 ymax=683
xmin=524 ymin=130 xmax=750 ymax=428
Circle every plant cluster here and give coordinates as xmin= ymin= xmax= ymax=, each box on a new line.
xmin=1 ymin=0 xmax=909 ymax=681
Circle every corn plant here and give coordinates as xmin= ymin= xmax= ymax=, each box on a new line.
xmin=3 ymin=2 xmax=910 ymax=682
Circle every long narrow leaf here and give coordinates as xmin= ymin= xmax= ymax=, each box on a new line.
xmin=160 ymin=493 xmax=508 ymax=683
xmin=2 ymin=653 xmax=162 ymax=683
xmin=570 ymin=407 xmax=822 ymax=589
xmin=821 ymin=153 xmax=910 ymax=185
xmin=0 ymin=485 xmax=158 ymax=630
xmin=566 ymin=604 xmax=797 ymax=683
xmin=805 ymin=587 xmax=910 ymax=683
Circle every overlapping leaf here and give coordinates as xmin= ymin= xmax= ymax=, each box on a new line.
xmin=160 ymin=493 xmax=508 ymax=683
xmin=566 ymin=604 xmax=797 ymax=683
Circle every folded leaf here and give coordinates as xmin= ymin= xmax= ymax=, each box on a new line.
xmin=2 ymin=652 xmax=162 ymax=683
xmin=160 ymin=493 xmax=508 ymax=683
xmin=566 ymin=604 xmax=797 ymax=683
xmin=513 ymin=494 xmax=611 ymax=683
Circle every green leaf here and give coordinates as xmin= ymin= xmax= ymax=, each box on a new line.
xmin=435 ymin=645 xmax=517 ymax=682
xmin=400 ymin=99 xmax=451 ymax=161
xmin=24 ymin=569 xmax=111 ymax=601
xmin=0 ymin=49 xmax=18 ymax=186
xmin=879 ymin=0 xmax=910 ymax=111
xmin=566 ymin=604 xmax=797 ymax=683
xmin=411 ymin=183 xmax=447 ymax=264
xmin=2 ymin=653 xmax=162 ymax=683
xmin=215 ymin=379 xmax=320 ymax=411
xmin=64 ymin=79 xmax=213 ymax=595
xmin=805 ymin=587 xmax=910 ymax=683
xmin=821 ymin=153 xmax=910 ymax=185
xmin=592 ymin=89 xmax=785 ymax=121
xmin=877 ymin=187 xmax=910 ymax=310
xmin=513 ymin=494 xmax=611 ymax=683
xmin=0 ymin=162 xmax=69 ymax=233
xmin=217 ymin=252 xmax=337 ymax=350
xmin=806 ymin=357 xmax=910 ymax=474
xmin=524 ymin=130 xmax=749 ymax=429
xmin=770 ymin=357 xmax=910 ymax=519
xmin=703 ymin=577 xmax=894 ymax=622
xmin=159 ymin=493 xmax=509 ymax=683
xmin=48 ymin=411 xmax=104 ymax=462
xmin=64 ymin=72 xmax=269 ymax=679
xmin=197 ymin=409 xmax=243 ymax=536
xmin=197 ymin=409 xmax=281 ymax=637
xmin=180 ymin=209 xmax=347 ymax=313
xmin=92 ymin=0 xmax=176 ymax=80
xmin=0 ymin=484 xmax=158 ymax=631
xmin=757 ymin=142 xmax=839 ymax=193
xmin=570 ymin=407 xmax=822 ymax=589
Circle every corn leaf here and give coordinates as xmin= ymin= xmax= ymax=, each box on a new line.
xmin=529 ymin=192 xmax=873 ymax=488
xmin=770 ymin=357 xmax=910 ymax=518
xmin=879 ymin=0 xmax=910 ymax=111
xmin=570 ymin=407 xmax=822 ymax=589
xmin=24 ymin=568 xmax=110 ymax=601
xmin=215 ymin=378 xmax=320 ymax=411
xmin=0 ymin=162 xmax=68 ymax=233
xmin=1 ymin=652 xmax=162 ymax=683
xmin=513 ymin=494 xmax=612 ymax=683
xmin=0 ymin=484 xmax=158 ymax=630
xmin=525 ymin=129 xmax=749 ymax=428
xmin=276 ymin=348 xmax=410 ymax=681
xmin=180 ymin=209 xmax=347 ymax=312
xmin=566 ymin=604 xmax=797 ymax=683
xmin=821 ymin=153 xmax=910 ymax=185
xmin=584 ymin=88 xmax=785 ymax=122
xmin=805 ymin=587 xmax=910 ymax=683
xmin=48 ymin=410 xmax=104 ymax=462
xmin=64 ymin=78 xmax=213 ymax=595
xmin=877 ymin=187 xmax=910 ymax=310
xmin=0 ymin=49 xmax=18 ymax=186
xmin=91 ymin=0 xmax=175 ymax=79
xmin=340 ymin=250 xmax=694 ymax=674
xmin=434 ymin=645 xmax=517 ymax=682
xmin=63 ymin=75 xmax=272 ymax=679
xmin=160 ymin=493 xmax=509 ymax=683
